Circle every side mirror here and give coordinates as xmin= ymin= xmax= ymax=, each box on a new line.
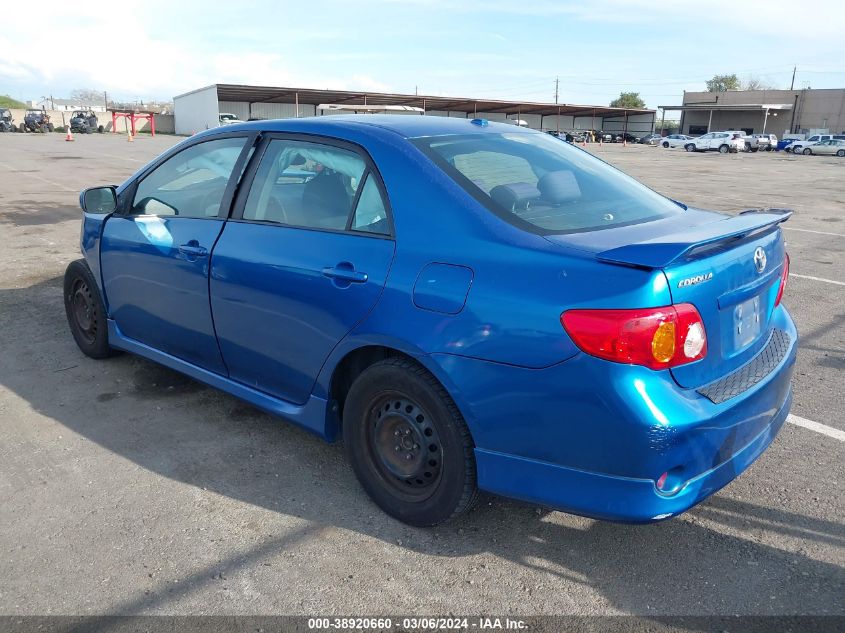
xmin=80 ymin=186 xmax=117 ymax=214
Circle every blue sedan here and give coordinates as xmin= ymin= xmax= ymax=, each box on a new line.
xmin=64 ymin=116 xmax=797 ymax=526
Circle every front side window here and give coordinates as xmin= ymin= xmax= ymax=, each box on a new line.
xmin=132 ymin=137 xmax=247 ymax=218
xmin=243 ymin=139 xmax=369 ymax=231
xmin=414 ymin=131 xmax=681 ymax=234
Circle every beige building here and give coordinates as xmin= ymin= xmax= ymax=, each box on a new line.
xmin=661 ymin=88 xmax=845 ymax=137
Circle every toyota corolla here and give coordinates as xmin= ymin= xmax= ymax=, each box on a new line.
xmin=64 ymin=116 xmax=796 ymax=526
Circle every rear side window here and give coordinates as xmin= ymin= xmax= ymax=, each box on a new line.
xmin=414 ymin=131 xmax=680 ymax=234
xmin=132 ymin=137 xmax=247 ymax=218
xmin=243 ymin=139 xmax=364 ymax=230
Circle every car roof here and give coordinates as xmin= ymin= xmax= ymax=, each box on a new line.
xmin=209 ymin=114 xmax=534 ymax=139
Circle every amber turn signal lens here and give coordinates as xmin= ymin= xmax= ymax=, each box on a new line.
xmin=651 ymin=321 xmax=676 ymax=363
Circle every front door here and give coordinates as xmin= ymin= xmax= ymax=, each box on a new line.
xmin=210 ymin=135 xmax=396 ymax=404
xmin=101 ymin=135 xmax=251 ymax=373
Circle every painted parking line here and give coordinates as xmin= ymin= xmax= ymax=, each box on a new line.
xmin=790 ymin=273 xmax=845 ymax=287
xmin=787 ymin=414 xmax=845 ymax=442
xmin=784 ymin=227 xmax=845 ymax=238
xmin=0 ymin=161 xmax=77 ymax=193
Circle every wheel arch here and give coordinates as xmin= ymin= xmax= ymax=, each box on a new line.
xmin=318 ymin=338 xmax=476 ymax=443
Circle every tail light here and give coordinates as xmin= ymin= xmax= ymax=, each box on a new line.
xmin=561 ymin=303 xmax=707 ymax=370
xmin=774 ymin=253 xmax=790 ymax=306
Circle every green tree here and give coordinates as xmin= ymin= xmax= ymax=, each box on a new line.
xmin=609 ymin=92 xmax=646 ymax=109
xmin=706 ymin=74 xmax=740 ymax=92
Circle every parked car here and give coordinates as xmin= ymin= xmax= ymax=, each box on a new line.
xmin=0 ymin=108 xmax=14 ymax=132
xmin=64 ymin=116 xmax=796 ymax=526
xmin=775 ymin=138 xmax=799 ymax=152
xmin=639 ymin=133 xmax=662 ymax=145
xmin=684 ymin=131 xmax=744 ymax=153
xmin=219 ymin=113 xmax=241 ymax=126
xmin=613 ymin=132 xmax=640 ymax=143
xmin=789 ymin=134 xmax=845 ymax=154
xmin=744 ymin=134 xmax=777 ymax=152
xmin=659 ymin=134 xmax=694 ymax=148
xmin=69 ymin=110 xmax=104 ymax=134
xmin=797 ymin=139 xmax=845 ymax=156
xmin=21 ymin=109 xmax=53 ymax=133
xmin=546 ymin=130 xmax=574 ymax=142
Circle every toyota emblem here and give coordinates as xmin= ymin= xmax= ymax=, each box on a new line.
xmin=753 ymin=247 xmax=767 ymax=273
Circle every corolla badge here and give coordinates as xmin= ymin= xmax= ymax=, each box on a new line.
xmin=678 ymin=272 xmax=713 ymax=288
xmin=753 ymin=247 xmax=767 ymax=273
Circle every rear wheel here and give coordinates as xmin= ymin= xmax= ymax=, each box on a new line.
xmin=662 ymin=141 xmax=669 ymax=148
xmin=802 ymin=148 xmax=812 ymax=155
xmin=836 ymin=149 xmax=845 ymax=157
xmin=685 ymin=144 xmax=695 ymax=152
xmin=718 ymin=144 xmax=729 ymax=154
xmin=343 ymin=358 xmax=478 ymax=526
xmin=63 ymin=259 xmax=115 ymax=359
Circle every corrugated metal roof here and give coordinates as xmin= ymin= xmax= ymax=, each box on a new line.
xmin=208 ymin=83 xmax=653 ymax=118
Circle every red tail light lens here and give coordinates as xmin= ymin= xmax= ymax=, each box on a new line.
xmin=774 ymin=253 xmax=790 ymax=306
xmin=561 ymin=303 xmax=707 ymax=370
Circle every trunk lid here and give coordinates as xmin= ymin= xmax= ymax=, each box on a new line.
xmin=546 ymin=209 xmax=790 ymax=387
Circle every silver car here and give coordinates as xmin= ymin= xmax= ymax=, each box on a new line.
xmin=799 ymin=139 xmax=845 ymax=156
xmin=659 ymin=134 xmax=694 ymax=148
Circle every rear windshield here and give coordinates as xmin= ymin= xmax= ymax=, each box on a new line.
xmin=413 ymin=131 xmax=681 ymax=234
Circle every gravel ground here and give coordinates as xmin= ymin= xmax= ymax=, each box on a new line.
xmin=0 ymin=133 xmax=842 ymax=617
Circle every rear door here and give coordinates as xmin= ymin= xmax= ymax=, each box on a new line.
xmin=210 ymin=134 xmax=395 ymax=404
xmin=100 ymin=134 xmax=253 ymax=373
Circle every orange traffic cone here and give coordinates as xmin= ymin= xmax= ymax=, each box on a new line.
xmin=65 ymin=127 xmax=74 ymax=142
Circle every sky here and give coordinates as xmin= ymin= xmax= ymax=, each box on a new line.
xmin=2 ymin=0 xmax=845 ymax=110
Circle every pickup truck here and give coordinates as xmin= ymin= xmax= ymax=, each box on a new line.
xmin=744 ymin=134 xmax=777 ymax=152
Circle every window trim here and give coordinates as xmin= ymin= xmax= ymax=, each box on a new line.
xmin=229 ymin=132 xmax=395 ymax=240
xmin=118 ymin=131 xmax=258 ymax=220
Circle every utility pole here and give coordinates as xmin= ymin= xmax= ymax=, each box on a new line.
xmin=790 ymin=65 xmax=797 ymax=90
xmin=554 ymin=76 xmax=559 ymax=104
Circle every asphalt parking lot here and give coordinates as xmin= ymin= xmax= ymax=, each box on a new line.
xmin=0 ymin=133 xmax=842 ymax=618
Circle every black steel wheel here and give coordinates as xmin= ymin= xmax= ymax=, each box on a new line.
xmin=662 ymin=141 xmax=669 ymax=148
xmin=343 ymin=357 xmax=478 ymax=526
xmin=63 ymin=259 xmax=115 ymax=359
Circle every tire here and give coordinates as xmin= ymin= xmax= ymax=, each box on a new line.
xmin=662 ymin=141 xmax=669 ymax=148
xmin=19 ymin=123 xmax=26 ymax=133
xmin=718 ymin=144 xmax=729 ymax=154
xmin=685 ymin=144 xmax=695 ymax=152
xmin=837 ymin=149 xmax=845 ymax=157
xmin=792 ymin=146 xmax=802 ymax=154
xmin=63 ymin=259 xmax=115 ymax=359
xmin=97 ymin=125 xmax=104 ymax=133
xmin=802 ymin=148 xmax=812 ymax=155
xmin=342 ymin=357 xmax=478 ymax=526
xmin=751 ymin=147 xmax=759 ymax=152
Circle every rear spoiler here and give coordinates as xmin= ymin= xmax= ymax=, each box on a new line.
xmin=596 ymin=209 xmax=792 ymax=269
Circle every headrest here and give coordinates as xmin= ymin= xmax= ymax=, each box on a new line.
xmin=490 ymin=182 xmax=541 ymax=211
xmin=538 ymin=170 xmax=581 ymax=203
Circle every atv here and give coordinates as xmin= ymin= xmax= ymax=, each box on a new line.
xmin=69 ymin=110 xmax=104 ymax=134
xmin=0 ymin=108 xmax=14 ymax=132
xmin=21 ymin=108 xmax=54 ymax=133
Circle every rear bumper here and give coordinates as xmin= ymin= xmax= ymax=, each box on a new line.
xmin=475 ymin=389 xmax=790 ymax=522
xmin=432 ymin=306 xmax=797 ymax=522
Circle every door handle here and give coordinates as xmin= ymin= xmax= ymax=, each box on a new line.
xmin=322 ymin=265 xmax=368 ymax=284
xmin=178 ymin=243 xmax=208 ymax=257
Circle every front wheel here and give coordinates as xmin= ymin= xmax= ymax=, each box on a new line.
xmin=718 ymin=144 xmax=729 ymax=154
xmin=685 ymin=144 xmax=695 ymax=152
xmin=662 ymin=141 xmax=669 ymax=148
xmin=63 ymin=259 xmax=115 ymax=359
xmin=802 ymin=148 xmax=812 ymax=155
xmin=343 ymin=358 xmax=478 ymax=526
